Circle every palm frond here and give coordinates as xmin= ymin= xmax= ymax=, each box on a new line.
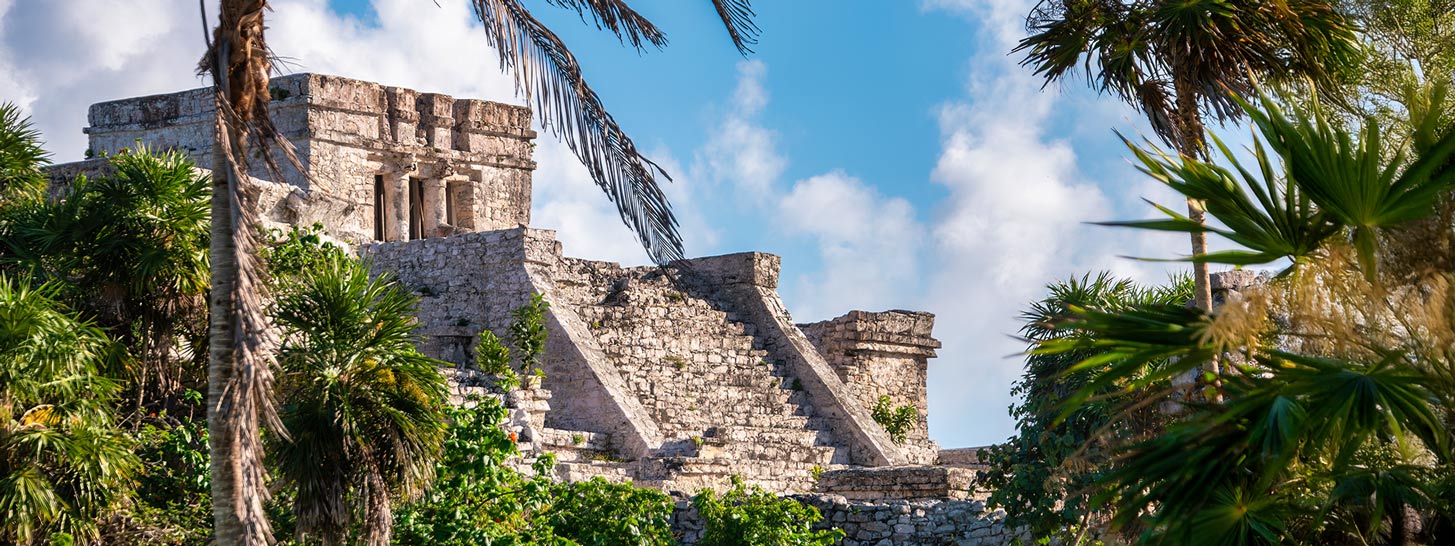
xmin=542 ymin=0 xmax=666 ymax=50
xmin=469 ymin=0 xmax=684 ymax=263
xmin=0 ymin=102 xmax=49 ymax=202
xmin=709 ymin=0 xmax=759 ymax=55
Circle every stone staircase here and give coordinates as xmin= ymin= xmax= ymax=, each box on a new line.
xmin=573 ymin=266 xmax=848 ymax=493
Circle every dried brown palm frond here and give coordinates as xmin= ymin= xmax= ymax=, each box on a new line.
xmin=197 ymin=1 xmax=301 ymax=544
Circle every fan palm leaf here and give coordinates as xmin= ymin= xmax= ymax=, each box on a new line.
xmin=272 ymin=255 xmax=447 ymax=546
xmin=0 ymin=276 xmax=138 ymax=545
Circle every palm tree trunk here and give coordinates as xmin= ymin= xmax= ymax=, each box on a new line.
xmin=1173 ymin=75 xmax=1222 ymax=388
xmin=208 ymin=115 xmax=250 ymax=546
xmin=206 ymin=18 xmax=272 ymax=544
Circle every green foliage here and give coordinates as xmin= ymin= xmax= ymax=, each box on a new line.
xmin=692 ymin=476 xmax=843 ymax=546
xmin=1016 ymin=0 xmax=1359 ymax=154
xmin=473 ymin=329 xmax=519 ymax=392
xmin=545 ymin=478 xmax=675 ymax=546
xmin=508 ymin=293 xmax=550 ymax=373
xmin=393 ymin=399 xmax=676 ymax=545
xmin=261 ymin=222 xmax=347 ymax=282
xmin=0 ymin=276 xmax=139 ymax=544
xmin=1108 ymin=87 xmax=1455 ymax=279
xmin=0 ymin=144 xmax=211 ymax=407
xmin=870 ymin=395 xmax=917 ymax=445
xmin=1042 ymin=92 xmax=1455 ymax=545
xmin=123 ymin=413 xmax=213 ymax=545
xmin=980 ymin=273 xmax=1193 ymax=542
xmin=271 ymin=254 xmax=449 ymax=545
xmin=0 ymin=102 xmax=49 ymax=201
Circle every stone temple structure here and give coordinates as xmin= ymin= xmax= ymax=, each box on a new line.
xmin=52 ymin=73 xmax=1019 ymax=544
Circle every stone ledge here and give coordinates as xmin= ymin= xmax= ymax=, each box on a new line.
xmin=814 ymin=465 xmax=978 ymax=501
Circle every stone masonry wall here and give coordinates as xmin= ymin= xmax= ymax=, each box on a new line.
xmin=801 ymin=311 xmax=941 ymax=464
xmin=671 ymin=496 xmax=1014 ymax=546
xmin=76 ymin=73 xmax=535 ymax=246
xmin=364 ymin=228 xmax=662 ymax=458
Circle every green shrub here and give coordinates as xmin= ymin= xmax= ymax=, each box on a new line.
xmin=545 ymin=478 xmax=675 ymax=546
xmin=473 ymin=329 xmax=517 ymax=392
xmin=508 ymin=293 xmax=549 ymax=372
xmin=869 ymin=395 xmax=917 ymax=445
xmin=693 ymin=476 xmax=844 ymax=546
xmin=261 ymin=222 xmax=347 ymax=282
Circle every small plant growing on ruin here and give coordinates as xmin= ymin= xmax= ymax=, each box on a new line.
xmin=590 ymin=320 xmax=601 ymax=329
xmin=667 ymin=291 xmax=685 ymax=302
xmin=692 ymin=476 xmax=844 ymax=546
xmin=571 ymin=433 xmax=584 ymax=446
xmin=870 ymin=395 xmax=917 ymax=445
xmin=810 ymin=465 xmax=824 ymax=482
xmin=790 ymin=378 xmax=803 ymax=391
xmin=474 ymin=329 xmax=518 ymax=392
xmin=666 ymin=355 xmax=687 ymax=370
xmin=691 ymin=436 xmax=705 ymax=448
xmin=454 ymin=317 xmax=470 ymax=327
xmin=509 ymin=293 xmax=550 ymax=373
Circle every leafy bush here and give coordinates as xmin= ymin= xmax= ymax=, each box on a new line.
xmin=261 ymin=222 xmax=347 ymax=282
xmin=869 ymin=395 xmax=917 ymax=445
xmin=473 ymin=328 xmax=518 ymax=391
xmin=508 ymin=293 xmax=549 ymax=372
xmin=119 ymin=413 xmax=213 ymax=545
xmin=393 ymin=398 xmax=677 ymax=545
xmin=692 ymin=476 xmax=843 ymax=546
xmin=545 ymin=478 xmax=675 ymax=546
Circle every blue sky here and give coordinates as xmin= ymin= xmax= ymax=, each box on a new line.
xmin=0 ymin=0 xmax=1207 ymax=447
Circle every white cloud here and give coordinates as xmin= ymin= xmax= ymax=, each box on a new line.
xmin=912 ymin=0 xmax=1187 ymax=447
xmin=0 ymin=0 xmax=666 ymax=265
xmin=696 ymin=60 xmax=786 ymax=200
xmin=778 ymin=171 xmax=925 ymax=321
xmin=0 ymin=0 xmax=203 ymax=161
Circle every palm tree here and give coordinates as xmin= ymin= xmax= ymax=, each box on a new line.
xmin=1041 ymin=88 xmax=1455 ymax=545
xmin=1015 ymin=0 xmax=1360 ymax=315
xmin=0 ymin=277 xmax=140 ymax=545
xmin=0 ymin=102 xmax=48 ymax=202
xmin=199 ymin=2 xmax=759 ymax=544
xmin=0 ymin=146 xmax=212 ymax=409
xmin=271 ymin=255 xmax=447 ymax=546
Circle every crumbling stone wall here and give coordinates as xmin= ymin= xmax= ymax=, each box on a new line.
xmin=79 ymin=73 xmax=536 ymax=245
xmin=801 ymin=311 xmax=940 ymax=463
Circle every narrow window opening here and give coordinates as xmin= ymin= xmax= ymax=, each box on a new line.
xmin=409 ymin=177 xmax=424 ymax=240
xmin=445 ymin=181 xmax=458 ymax=227
xmin=373 ymin=174 xmax=385 ymax=241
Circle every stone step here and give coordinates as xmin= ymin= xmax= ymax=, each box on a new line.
xmin=706 ymin=425 xmax=834 ymax=448
xmin=535 ymin=427 xmax=612 ymax=452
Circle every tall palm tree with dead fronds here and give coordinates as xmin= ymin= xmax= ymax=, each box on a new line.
xmin=199 ymin=2 xmax=759 ymax=545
